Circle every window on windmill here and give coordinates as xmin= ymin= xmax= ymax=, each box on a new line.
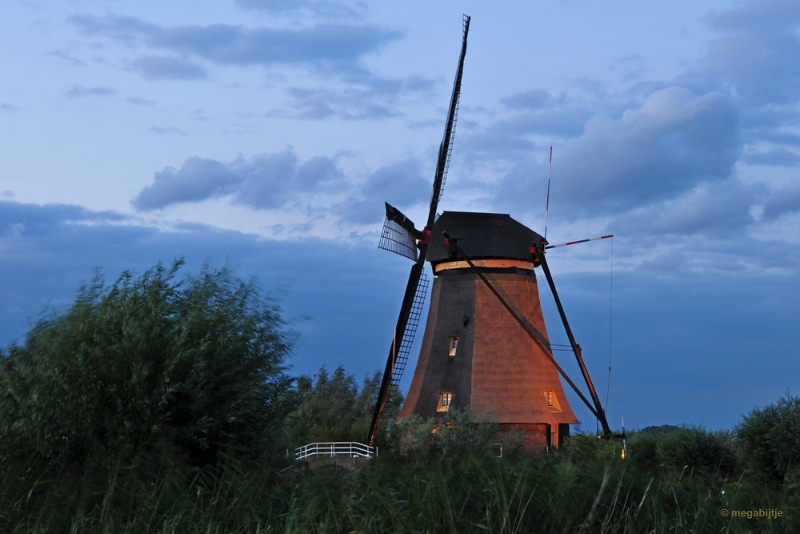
xmin=449 ymin=336 xmax=459 ymax=357
xmin=437 ymin=392 xmax=453 ymax=412
xmin=543 ymin=389 xmax=562 ymax=412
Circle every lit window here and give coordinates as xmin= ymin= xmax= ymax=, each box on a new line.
xmin=449 ymin=336 xmax=459 ymax=357
xmin=437 ymin=392 xmax=453 ymax=412
xmin=543 ymin=389 xmax=561 ymax=412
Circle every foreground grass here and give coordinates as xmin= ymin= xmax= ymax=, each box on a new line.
xmin=2 ymin=435 xmax=798 ymax=533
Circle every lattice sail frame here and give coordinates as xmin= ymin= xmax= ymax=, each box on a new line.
xmin=382 ymin=270 xmax=429 ymax=415
xmin=378 ymin=218 xmax=418 ymax=261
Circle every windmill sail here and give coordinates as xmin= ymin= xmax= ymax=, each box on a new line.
xmin=379 ymin=218 xmax=418 ymax=261
xmin=383 ymin=271 xmax=429 ymax=413
xmin=367 ymin=15 xmax=471 ymax=446
xmin=378 ymin=203 xmax=422 ymax=261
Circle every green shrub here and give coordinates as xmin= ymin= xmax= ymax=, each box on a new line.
xmin=0 ymin=260 xmax=295 ymax=471
xmin=736 ymin=391 xmax=800 ymax=482
xmin=656 ymin=427 xmax=736 ymax=476
xmin=385 ymin=408 xmax=513 ymax=461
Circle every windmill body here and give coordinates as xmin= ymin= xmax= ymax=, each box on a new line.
xmin=396 ymin=212 xmax=578 ymax=450
xmin=367 ymin=15 xmax=613 ymax=448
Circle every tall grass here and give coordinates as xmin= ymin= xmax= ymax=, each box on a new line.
xmin=2 ymin=430 xmax=797 ymax=533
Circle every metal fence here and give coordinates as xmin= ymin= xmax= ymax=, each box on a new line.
xmin=295 ymin=442 xmax=375 ymax=461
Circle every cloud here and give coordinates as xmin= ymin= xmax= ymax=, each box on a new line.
xmin=0 ymin=103 xmax=16 ymax=112
xmin=500 ymin=89 xmax=564 ymax=110
xmin=611 ymin=180 xmax=765 ymax=238
xmin=495 ymin=87 xmax=740 ymax=217
xmin=64 ymin=85 xmax=117 ymax=98
xmin=0 ymin=200 xmax=410 ymax=387
xmin=149 ymin=126 xmax=188 ymax=136
xmin=741 ymin=148 xmax=800 ymax=166
xmin=269 ymin=85 xmax=402 ymax=120
xmin=0 ymin=200 xmax=124 ymax=238
xmin=126 ymin=97 xmax=156 ymax=106
xmin=681 ymin=0 xmax=800 ymax=107
xmin=130 ymin=56 xmax=208 ymax=80
xmin=762 ymin=179 xmax=800 ymax=220
xmin=3 ymin=199 xmax=800 ymax=431
xmin=69 ymin=13 xmax=426 ymax=118
xmin=133 ymin=158 xmax=242 ymax=210
xmin=72 ymin=15 xmax=401 ymax=71
xmin=132 ymin=149 xmax=345 ymax=211
xmin=48 ymin=49 xmax=87 ymax=66
xmin=459 ymin=91 xmax=593 ymax=161
xmin=234 ymin=0 xmax=359 ymax=18
xmin=336 ymin=159 xmax=429 ymax=224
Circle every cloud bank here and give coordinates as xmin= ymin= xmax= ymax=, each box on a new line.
xmin=133 ymin=149 xmax=345 ymax=211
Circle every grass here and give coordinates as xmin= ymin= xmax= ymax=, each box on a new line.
xmin=2 ymin=433 xmax=798 ymax=533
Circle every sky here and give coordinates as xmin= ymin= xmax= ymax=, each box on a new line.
xmin=2 ymin=0 xmax=799 ymax=432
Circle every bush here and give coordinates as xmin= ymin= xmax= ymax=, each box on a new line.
xmin=625 ymin=426 xmax=738 ymax=478
xmin=0 ymin=260 xmax=295 ymax=471
xmin=657 ymin=427 xmax=736 ymax=476
xmin=386 ymin=408 xmax=512 ymax=461
xmin=736 ymin=391 xmax=800 ymax=482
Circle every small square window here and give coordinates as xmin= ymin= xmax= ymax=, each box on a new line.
xmin=437 ymin=392 xmax=453 ymax=412
xmin=448 ymin=336 xmax=459 ymax=357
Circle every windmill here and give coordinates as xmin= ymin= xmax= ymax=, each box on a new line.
xmin=368 ymin=15 xmax=616 ymax=450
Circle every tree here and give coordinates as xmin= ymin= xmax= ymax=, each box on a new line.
xmin=285 ymin=365 xmax=402 ymax=446
xmin=736 ymin=391 xmax=800 ymax=482
xmin=0 ymin=260 xmax=295 ymax=470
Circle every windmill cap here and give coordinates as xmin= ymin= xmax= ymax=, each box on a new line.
xmin=429 ymin=211 xmax=546 ymax=265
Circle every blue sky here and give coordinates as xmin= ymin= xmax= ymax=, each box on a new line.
xmin=2 ymin=0 xmax=799 ymax=432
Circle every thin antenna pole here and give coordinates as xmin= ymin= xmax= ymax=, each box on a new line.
xmin=605 ymin=237 xmax=614 ymax=413
xmin=544 ymin=146 xmax=553 ymax=240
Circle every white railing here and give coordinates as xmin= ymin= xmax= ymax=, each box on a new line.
xmin=295 ymin=442 xmax=375 ymax=461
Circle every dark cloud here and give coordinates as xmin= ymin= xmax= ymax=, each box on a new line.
xmin=679 ymin=0 xmax=800 ymax=107
xmin=262 ymin=71 xmax=435 ymax=120
xmin=0 ymin=200 xmax=409 ymax=387
xmin=272 ymin=85 xmax=401 ymax=120
xmin=234 ymin=0 xmax=359 ymax=18
xmin=48 ymin=49 xmax=87 ymax=66
xmin=611 ymin=180 xmax=765 ymax=238
xmin=2 ymin=200 xmax=800 ymax=430
xmin=70 ymin=14 xmax=160 ymax=40
xmin=126 ymin=96 xmax=156 ymax=106
xmin=336 ymin=159 xmax=429 ymax=224
xmin=0 ymin=103 xmax=16 ymax=112
xmin=64 ymin=85 xmax=117 ymax=98
xmin=495 ymin=88 xmax=740 ymax=217
xmin=72 ymin=15 xmax=401 ymax=71
xmin=740 ymin=106 xmax=800 ymax=133
xmin=741 ymin=148 xmax=800 ymax=166
xmin=501 ymin=89 xmax=564 ymax=110
xmin=486 ymin=88 xmax=741 ymax=217
xmin=762 ymin=179 xmax=800 ymax=220
xmin=133 ymin=158 xmax=242 ymax=210
xmin=234 ymin=150 xmax=301 ymax=209
xmin=149 ymin=126 xmax=188 ymax=136
xmin=0 ymin=200 xmax=124 ymax=238
xmin=69 ymin=13 xmax=425 ymax=118
xmin=459 ymin=93 xmax=592 ymax=162
xmin=132 ymin=149 xmax=345 ymax=211
xmin=131 ymin=55 xmax=208 ymax=80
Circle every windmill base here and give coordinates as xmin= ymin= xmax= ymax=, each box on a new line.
xmin=499 ymin=423 xmax=570 ymax=454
